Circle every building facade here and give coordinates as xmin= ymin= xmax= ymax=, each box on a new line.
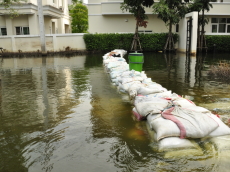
xmin=0 ymin=0 xmax=71 ymax=36
xmin=87 ymin=0 xmax=230 ymax=35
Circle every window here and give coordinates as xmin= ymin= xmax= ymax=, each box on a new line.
xmin=211 ymin=18 xmax=230 ymax=33
xmin=176 ymin=24 xmax=179 ymax=33
xmin=15 ymin=27 xmax=30 ymax=35
xmin=138 ymin=30 xmax=152 ymax=34
xmin=0 ymin=28 xmax=7 ymax=36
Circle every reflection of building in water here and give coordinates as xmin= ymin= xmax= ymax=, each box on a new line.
xmin=1 ymin=56 xmax=87 ymax=125
xmin=0 ymin=56 xmax=89 ymax=171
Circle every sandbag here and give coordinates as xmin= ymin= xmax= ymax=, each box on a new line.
xmin=173 ymin=98 xmax=196 ymax=108
xmin=164 ymin=144 xmax=203 ymax=159
xmin=163 ymin=106 xmax=219 ymax=139
xmin=118 ymin=81 xmax=141 ymax=93
xmin=135 ymin=97 xmax=171 ymax=118
xmin=137 ymin=87 xmax=165 ymax=96
xmin=146 ymin=117 xmax=200 ymax=154
xmin=132 ymin=107 xmax=144 ymax=121
xmin=149 ymin=115 xmax=181 ymax=141
xmin=207 ymin=114 xmax=230 ymax=137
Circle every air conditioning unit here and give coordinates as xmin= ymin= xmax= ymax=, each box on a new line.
xmin=59 ymin=6 xmax=63 ymax=10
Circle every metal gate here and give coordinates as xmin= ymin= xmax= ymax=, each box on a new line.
xmin=186 ymin=18 xmax=193 ymax=54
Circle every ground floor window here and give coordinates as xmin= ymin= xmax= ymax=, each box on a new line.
xmin=0 ymin=28 xmax=7 ymax=35
xmin=138 ymin=30 xmax=152 ymax=34
xmin=15 ymin=26 xmax=30 ymax=35
xmin=176 ymin=24 xmax=179 ymax=33
xmin=211 ymin=18 xmax=230 ymax=33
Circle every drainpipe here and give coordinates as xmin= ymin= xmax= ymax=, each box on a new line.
xmin=37 ymin=0 xmax=47 ymax=55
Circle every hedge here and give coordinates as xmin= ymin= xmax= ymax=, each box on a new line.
xmin=206 ymin=35 xmax=230 ymax=52
xmin=83 ymin=33 xmax=179 ymax=52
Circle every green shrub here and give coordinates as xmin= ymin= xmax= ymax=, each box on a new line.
xmin=83 ymin=33 xmax=178 ymax=51
xmin=206 ymin=35 xmax=230 ymax=52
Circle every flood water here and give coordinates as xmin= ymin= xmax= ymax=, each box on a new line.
xmin=0 ymin=52 xmax=230 ymax=172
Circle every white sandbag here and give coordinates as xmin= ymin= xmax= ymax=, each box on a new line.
xmin=109 ymin=64 xmax=129 ymax=72
xmin=118 ymin=81 xmax=141 ymax=93
xmin=167 ymin=106 xmax=219 ymax=138
xmin=173 ymin=98 xmax=196 ymax=108
xmin=132 ymin=107 xmax=144 ymax=121
xmin=137 ymin=87 xmax=165 ymax=96
xmin=129 ymin=83 xmax=146 ymax=100
xmin=135 ymin=96 xmax=168 ymax=106
xmin=158 ymin=137 xmax=199 ymax=152
xmin=146 ymin=113 xmax=162 ymax=129
xmin=207 ymin=114 xmax=230 ymax=137
xmin=120 ymin=76 xmax=145 ymax=84
xmin=107 ymin=61 xmax=126 ymax=69
xmin=145 ymin=91 xmax=174 ymax=99
xmin=135 ymin=98 xmax=171 ymax=118
xmin=111 ymin=78 xmax=117 ymax=83
xmin=164 ymin=144 xmax=203 ymax=159
xmin=146 ymin=116 xmax=200 ymax=153
xmin=149 ymin=115 xmax=181 ymax=141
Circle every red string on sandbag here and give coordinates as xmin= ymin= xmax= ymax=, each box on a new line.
xmin=162 ymin=107 xmax=186 ymax=139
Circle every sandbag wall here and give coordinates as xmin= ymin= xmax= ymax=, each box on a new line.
xmin=103 ymin=50 xmax=230 ymax=158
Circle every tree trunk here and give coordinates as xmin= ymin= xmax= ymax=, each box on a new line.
xmin=200 ymin=9 xmax=204 ymax=52
xmin=134 ymin=19 xmax=139 ymax=51
xmin=169 ymin=21 xmax=172 ymax=50
xmin=197 ymin=11 xmax=200 ymax=52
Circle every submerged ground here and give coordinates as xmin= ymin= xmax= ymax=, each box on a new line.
xmin=0 ymin=52 xmax=230 ymax=172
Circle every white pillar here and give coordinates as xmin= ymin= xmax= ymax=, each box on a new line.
xmin=5 ymin=16 xmax=13 ymax=35
xmin=11 ymin=36 xmax=16 ymax=52
xmin=178 ymin=12 xmax=198 ymax=56
xmin=28 ymin=13 xmax=38 ymax=35
xmin=37 ymin=0 xmax=47 ymax=54
xmin=53 ymin=35 xmax=57 ymax=51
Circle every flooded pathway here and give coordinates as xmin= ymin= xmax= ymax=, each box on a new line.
xmin=0 ymin=52 xmax=230 ymax=172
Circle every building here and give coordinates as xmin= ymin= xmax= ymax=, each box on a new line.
xmin=0 ymin=0 xmax=71 ymax=36
xmin=87 ymin=0 xmax=230 ymax=35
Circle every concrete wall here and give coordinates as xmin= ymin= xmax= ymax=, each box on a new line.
xmin=89 ymin=14 xmax=175 ymax=33
xmin=0 ymin=34 xmax=86 ymax=52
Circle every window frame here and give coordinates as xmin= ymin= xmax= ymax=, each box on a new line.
xmin=0 ymin=27 xmax=7 ymax=36
xmin=15 ymin=26 xmax=30 ymax=35
xmin=211 ymin=18 xmax=230 ymax=33
xmin=138 ymin=30 xmax=153 ymax=34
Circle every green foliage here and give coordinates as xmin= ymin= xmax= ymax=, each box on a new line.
xmin=69 ymin=1 xmax=88 ymax=33
xmin=0 ymin=0 xmax=21 ymax=19
xmin=121 ymin=0 xmax=154 ymax=20
xmin=152 ymin=0 xmax=188 ymax=28
xmin=189 ymin=0 xmax=213 ymax=27
xmin=83 ymin=33 xmax=178 ymax=52
xmin=206 ymin=35 xmax=230 ymax=52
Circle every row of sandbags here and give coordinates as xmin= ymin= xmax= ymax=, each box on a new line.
xmin=102 ymin=50 xmax=230 ymax=158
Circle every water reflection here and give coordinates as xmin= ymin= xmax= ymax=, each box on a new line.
xmin=0 ymin=53 xmax=230 ymax=171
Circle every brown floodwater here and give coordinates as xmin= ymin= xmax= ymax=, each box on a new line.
xmin=0 ymin=52 xmax=230 ymax=172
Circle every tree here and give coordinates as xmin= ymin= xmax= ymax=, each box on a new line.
xmin=69 ymin=0 xmax=88 ymax=33
xmin=0 ymin=0 xmax=21 ymax=19
xmin=189 ymin=0 xmax=213 ymax=53
xmin=121 ymin=0 xmax=154 ymax=51
xmin=152 ymin=0 xmax=188 ymax=53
